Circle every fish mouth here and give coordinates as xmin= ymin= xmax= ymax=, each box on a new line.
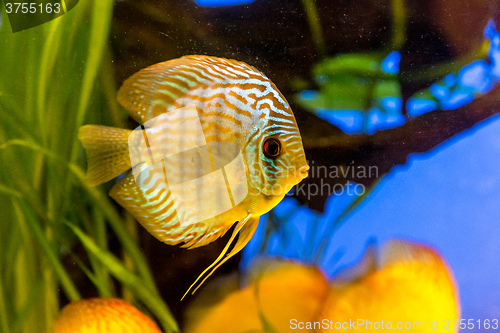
xmin=298 ymin=165 xmax=309 ymax=180
xmin=260 ymin=165 xmax=310 ymax=197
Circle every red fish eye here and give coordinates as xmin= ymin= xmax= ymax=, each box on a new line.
xmin=263 ymin=138 xmax=281 ymax=158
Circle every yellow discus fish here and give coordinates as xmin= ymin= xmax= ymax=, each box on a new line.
xmin=184 ymin=240 xmax=460 ymax=333
xmin=79 ymin=55 xmax=309 ymax=298
xmin=323 ymin=240 xmax=460 ymax=332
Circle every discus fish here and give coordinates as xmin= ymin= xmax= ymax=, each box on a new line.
xmin=324 ymin=240 xmax=460 ymax=332
xmin=185 ymin=260 xmax=329 ymax=333
xmin=79 ymin=55 xmax=309 ymax=298
xmin=184 ymin=240 xmax=460 ymax=333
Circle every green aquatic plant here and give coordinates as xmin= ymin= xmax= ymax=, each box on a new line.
xmin=0 ymin=1 xmax=178 ymax=332
xmin=297 ymin=52 xmax=402 ymax=111
xmin=294 ymin=0 xmax=406 ymax=132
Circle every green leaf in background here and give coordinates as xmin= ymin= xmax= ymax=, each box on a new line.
xmin=313 ymin=53 xmax=384 ymax=78
xmin=5 ymin=1 xmax=67 ymax=33
xmin=297 ymin=52 xmax=402 ymax=114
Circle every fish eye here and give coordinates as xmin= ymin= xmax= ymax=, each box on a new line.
xmin=263 ymin=138 xmax=281 ymax=158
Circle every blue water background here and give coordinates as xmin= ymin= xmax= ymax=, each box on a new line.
xmin=242 ymin=20 xmax=500 ymax=326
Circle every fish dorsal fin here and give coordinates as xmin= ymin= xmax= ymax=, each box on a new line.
xmin=331 ymin=239 xmax=377 ymax=286
xmin=181 ymin=214 xmax=259 ymax=300
xmin=117 ymin=56 xmax=205 ymax=124
xmin=117 ymin=55 xmax=261 ymax=125
xmin=381 ymin=239 xmax=438 ymax=268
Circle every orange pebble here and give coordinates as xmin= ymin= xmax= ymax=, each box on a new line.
xmin=53 ymin=298 xmax=162 ymax=333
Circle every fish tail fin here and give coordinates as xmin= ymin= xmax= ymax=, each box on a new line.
xmin=181 ymin=215 xmax=259 ymax=301
xmin=78 ymin=125 xmax=133 ymax=186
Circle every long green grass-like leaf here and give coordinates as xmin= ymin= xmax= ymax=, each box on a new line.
xmin=1 ymin=138 xmax=159 ymax=286
xmin=77 ymin=204 xmax=115 ymax=298
xmin=0 ymin=138 xmax=173 ymax=317
xmin=100 ymin=49 xmax=127 ymax=128
xmin=390 ymin=0 xmax=406 ymax=50
xmin=65 ymin=221 xmax=180 ymax=333
xmin=0 ymin=184 xmax=22 ymax=198
xmin=11 ymin=196 xmax=40 ymax=332
xmin=301 ymin=0 xmax=325 ymax=57
xmin=0 ymin=99 xmax=34 ymax=140
xmin=0 ymin=269 xmax=11 ymax=333
xmin=70 ymin=0 xmax=115 ymax=163
xmin=14 ymin=200 xmax=81 ymax=301
xmin=12 ymin=277 xmax=44 ymax=333
xmin=91 ymin=208 xmax=114 ymax=297
xmin=71 ymin=167 xmax=159 ymax=290
xmin=36 ymin=17 xmax=64 ymax=144
xmin=70 ymin=252 xmax=113 ymax=298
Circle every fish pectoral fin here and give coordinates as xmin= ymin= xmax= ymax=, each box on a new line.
xmin=181 ymin=214 xmax=259 ymax=300
xmin=78 ymin=125 xmax=133 ymax=186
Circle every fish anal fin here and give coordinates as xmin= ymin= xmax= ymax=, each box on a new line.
xmin=109 ymin=172 xmax=188 ymax=247
xmin=181 ymin=214 xmax=259 ymax=300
